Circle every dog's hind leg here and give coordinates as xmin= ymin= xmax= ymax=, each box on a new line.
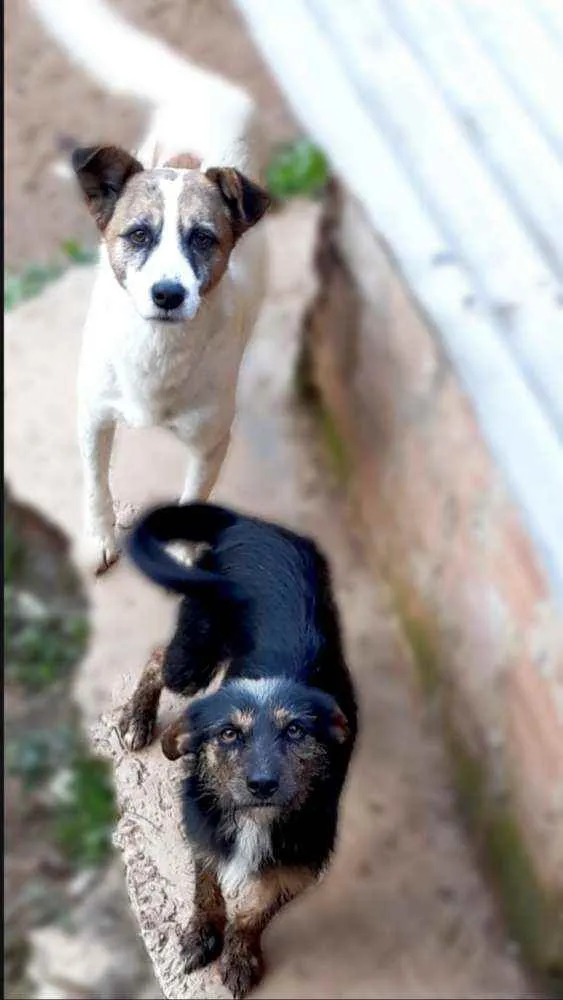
xmin=78 ymin=410 xmax=119 ymax=575
xmin=118 ymin=646 xmax=165 ymax=751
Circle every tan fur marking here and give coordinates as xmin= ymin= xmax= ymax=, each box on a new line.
xmin=231 ymin=709 xmax=254 ymax=732
xmin=103 ymin=172 xmax=165 ymax=283
xmin=165 ymin=153 xmax=202 ymax=170
xmin=177 ymin=172 xmax=235 ymax=295
xmin=273 ymin=707 xmax=292 ymax=726
xmin=230 ymin=866 xmax=315 ymax=928
xmin=178 ymin=855 xmax=226 ymax=973
xmin=161 ymin=713 xmax=191 ymax=761
xmin=219 ymin=866 xmax=316 ymax=996
xmin=192 ymin=855 xmax=226 ymax=929
xmin=118 ymin=646 xmax=165 ymax=751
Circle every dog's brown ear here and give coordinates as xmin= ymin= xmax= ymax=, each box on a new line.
xmin=205 ymin=167 xmax=271 ymax=240
xmin=161 ymin=715 xmax=192 ymax=761
xmin=71 ymin=145 xmax=143 ymax=230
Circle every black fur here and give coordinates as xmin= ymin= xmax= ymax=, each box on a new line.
xmin=126 ymin=501 xmax=358 ymax=872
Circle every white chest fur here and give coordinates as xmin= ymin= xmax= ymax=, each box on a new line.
xmin=218 ymin=817 xmax=272 ymax=897
xmin=78 ymin=248 xmax=253 ymax=428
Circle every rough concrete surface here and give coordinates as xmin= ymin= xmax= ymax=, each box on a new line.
xmin=5 ymin=201 xmax=535 ymax=998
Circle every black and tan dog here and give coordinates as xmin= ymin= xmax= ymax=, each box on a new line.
xmin=119 ymin=502 xmax=358 ymax=998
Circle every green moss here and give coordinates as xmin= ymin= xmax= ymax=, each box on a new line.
xmin=392 ymin=589 xmax=563 ymax=984
xmin=5 ymin=497 xmax=115 ymax=872
xmin=400 ymin=612 xmax=441 ymax=698
xmin=5 ymin=609 xmax=89 ymax=692
xmin=4 ymin=520 xmax=24 ymax=584
xmin=448 ymin=729 xmax=563 ymax=986
xmin=294 ymin=346 xmax=352 ymax=482
xmin=266 ymin=139 xmax=329 ymax=202
xmin=317 ymin=406 xmax=351 ymax=482
xmin=4 ymin=240 xmax=96 ymax=312
xmin=53 ymin=754 xmax=117 ymax=869
xmin=295 ymin=341 xmax=318 ymax=405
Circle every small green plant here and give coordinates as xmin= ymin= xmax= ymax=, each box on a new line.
xmin=4 ymin=521 xmax=24 ymax=585
xmin=4 ymin=240 xmax=96 ymax=312
xmin=6 ymin=611 xmax=89 ymax=692
xmin=6 ymin=726 xmax=77 ymax=791
xmin=266 ymin=138 xmax=330 ymax=201
xmin=53 ymin=754 xmax=117 ymax=868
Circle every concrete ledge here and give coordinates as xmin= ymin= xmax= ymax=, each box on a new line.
xmin=301 ymin=183 xmax=563 ymax=980
xmin=94 ymin=686 xmax=231 ymax=1000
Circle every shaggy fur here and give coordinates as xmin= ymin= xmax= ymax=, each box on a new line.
xmin=119 ymin=502 xmax=358 ymax=997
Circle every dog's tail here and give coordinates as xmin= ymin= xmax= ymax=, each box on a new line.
xmin=127 ymin=502 xmax=247 ymax=604
xmin=28 ymin=0 xmax=260 ymax=172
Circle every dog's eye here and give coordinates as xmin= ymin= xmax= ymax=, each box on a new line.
xmin=128 ymin=228 xmax=150 ymax=246
xmin=219 ymin=726 xmax=239 ymax=744
xmin=286 ymin=722 xmax=305 ymax=741
xmin=190 ymin=228 xmax=216 ymax=253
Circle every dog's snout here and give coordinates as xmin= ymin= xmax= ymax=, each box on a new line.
xmin=151 ymin=280 xmax=186 ymax=311
xmin=247 ymin=775 xmax=279 ymax=800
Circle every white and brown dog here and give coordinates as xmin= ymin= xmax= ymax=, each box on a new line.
xmin=31 ymin=0 xmax=271 ymax=574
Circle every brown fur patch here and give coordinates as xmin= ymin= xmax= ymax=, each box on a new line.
xmin=177 ymin=172 xmax=235 ymax=295
xmin=200 ymin=739 xmax=236 ymax=794
xmin=273 ymin=706 xmax=292 ymax=727
xmin=220 ymin=866 xmax=316 ymax=997
xmin=179 ymin=855 xmax=226 ymax=973
xmin=231 ymin=866 xmax=315 ymax=929
xmin=231 ymin=708 xmax=254 ymax=733
xmin=118 ymin=646 xmax=165 ymax=751
xmin=205 ymin=167 xmax=271 ymax=242
xmin=192 ymin=855 xmax=226 ymax=928
xmin=160 ymin=713 xmax=192 ymax=761
xmin=72 ymin=144 xmax=143 ymax=231
xmin=103 ymin=171 xmax=166 ymax=283
xmin=165 ymin=153 xmax=202 ymax=170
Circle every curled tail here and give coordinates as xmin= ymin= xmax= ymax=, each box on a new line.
xmin=126 ymin=502 xmax=246 ymax=604
xmin=29 ymin=0 xmax=260 ymax=171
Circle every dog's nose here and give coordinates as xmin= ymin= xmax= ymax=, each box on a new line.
xmin=151 ymin=280 xmax=186 ymax=311
xmin=247 ymin=776 xmax=279 ymax=800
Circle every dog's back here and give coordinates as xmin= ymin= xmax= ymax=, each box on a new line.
xmin=127 ymin=502 xmax=358 ymax=736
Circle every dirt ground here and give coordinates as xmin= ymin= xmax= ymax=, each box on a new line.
xmin=4 ymin=2 xmax=544 ymax=998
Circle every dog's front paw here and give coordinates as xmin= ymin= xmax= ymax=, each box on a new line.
xmin=179 ymin=919 xmax=224 ymax=973
xmin=118 ymin=702 xmax=155 ymax=752
xmin=77 ymin=532 xmax=120 ymax=576
xmin=219 ymin=939 xmax=264 ymax=999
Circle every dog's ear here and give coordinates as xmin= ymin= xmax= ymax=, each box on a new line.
xmin=315 ymin=691 xmax=351 ymax=745
xmin=161 ymin=715 xmax=193 ymax=761
xmin=329 ymin=705 xmax=351 ymax=745
xmin=205 ymin=167 xmax=271 ymax=240
xmin=71 ymin=145 xmax=143 ymax=230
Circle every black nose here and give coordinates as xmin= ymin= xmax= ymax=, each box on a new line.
xmin=247 ymin=776 xmax=279 ymax=800
xmin=151 ymin=280 xmax=186 ymax=311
